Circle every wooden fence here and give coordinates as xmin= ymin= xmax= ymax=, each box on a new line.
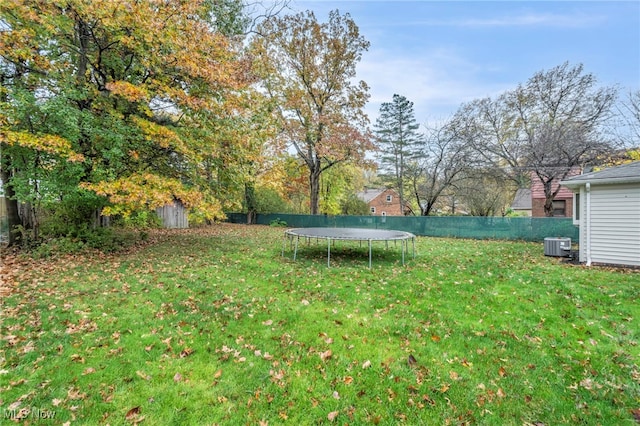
xmin=156 ymin=202 xmax=188 ymax=229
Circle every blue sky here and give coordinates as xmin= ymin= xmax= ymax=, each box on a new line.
xmin=290 ymin=1 xmax=640 ymax=124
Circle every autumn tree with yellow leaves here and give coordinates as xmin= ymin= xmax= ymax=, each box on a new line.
xmin=0 ymin=0 xmax=274 ymax=244
xmin=251 ymin=10 xmax=374 ymax=215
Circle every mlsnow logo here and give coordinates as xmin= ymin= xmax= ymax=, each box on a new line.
xmin=4 ymin=407 xmax=57 ymax=420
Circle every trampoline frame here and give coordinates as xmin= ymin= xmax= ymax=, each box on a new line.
xmin=281 ymin=227 xmax=416 ymax=268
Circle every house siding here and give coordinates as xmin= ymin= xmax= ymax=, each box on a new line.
xmin=581 ymin=184 xmax=640 ymax=267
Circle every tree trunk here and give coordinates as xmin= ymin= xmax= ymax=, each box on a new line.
xmin=244 ymin=182 xmax=257 ymax=224
xmin=543 ymin=197 xmax=555 ymax=217
xmin=309 ymin=167 xmax=321 ymax=215
xmin=0 ymin=168 xmax=22 ymax=246
xmin=543 ymin=180 xmax=556 ymax=217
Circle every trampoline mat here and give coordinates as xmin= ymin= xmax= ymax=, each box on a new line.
xmin=285 ymin=227 xmax=415 ymax=241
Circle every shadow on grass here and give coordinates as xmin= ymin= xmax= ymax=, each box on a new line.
xmin=282 ymin=239 xmax=413 ymax=268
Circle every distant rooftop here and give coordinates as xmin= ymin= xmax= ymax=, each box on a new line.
xmin=511 ymin=188 xmax=532 ymax=210
xmin=357 ymin=188 xmax=386 ymax=203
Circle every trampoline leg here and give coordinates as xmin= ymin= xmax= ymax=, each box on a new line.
xmin=368 ymin=239 xmax=372 ymax=269
xmin=412 ymin=237 xmax=416 ymax=259
xmin=293 ymin=236 xmax=299 ymax=261
xmin=402 ymin=239 xmax=406 ymax=265
xmin=327 ymin=238 xmax=331 ymax=268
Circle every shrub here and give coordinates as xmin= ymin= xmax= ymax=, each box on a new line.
xmin=269 ymin=218 xmax=287 ymax=227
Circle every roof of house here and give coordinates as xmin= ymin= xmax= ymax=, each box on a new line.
xmin=357 ymin=188 xmax=395 ymax=203
xmin=510 ymin=188 xmax=532 ymax=210
xmin=561 ymin=161 xmax=640 ymax=188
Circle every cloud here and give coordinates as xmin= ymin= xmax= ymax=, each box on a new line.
xmin=357 ymin=47 xmax=511 ymax=123
xmin=410 ymin=12 xmax=604 ymax=29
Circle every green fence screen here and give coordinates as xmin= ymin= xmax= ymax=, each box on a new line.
xmin=225 ymin=213 xmax=579 ymax=242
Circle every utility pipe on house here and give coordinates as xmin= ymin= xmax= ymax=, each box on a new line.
xmin=586 ymin=182 xmax=591 ymax=266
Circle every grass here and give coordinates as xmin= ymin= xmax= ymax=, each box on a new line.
xmin=0 ymin=223 xmax=638 ymax=425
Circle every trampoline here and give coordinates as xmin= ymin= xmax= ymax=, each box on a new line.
xmin=282 ymin=227 xmax=416 ymax=268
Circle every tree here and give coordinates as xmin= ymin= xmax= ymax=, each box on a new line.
xmin=374 ymin=94 xmax=422 ymax=215
xmin=1 ymin=0 xmax=264 ymax=243
xmin=456 ymin=170 xmax=515 ymax=216
xmin=616 ymin=90 xmax=640 ymax=149
xmin=319 ymin=162 xmax=368 ymax=215
xmin=455 ymin=62 xmax=617 ymax=216
xmin=251 ymin=10 xmax=374 ymax=215
xmin=407 ymin=120 xmax=471 ymax=216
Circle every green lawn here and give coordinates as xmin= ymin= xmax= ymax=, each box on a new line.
xmin=1 ymin=224 xmax=638 ymax=425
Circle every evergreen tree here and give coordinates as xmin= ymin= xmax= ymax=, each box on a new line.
xmin=374 ymin=94 xmax=422 ymax=215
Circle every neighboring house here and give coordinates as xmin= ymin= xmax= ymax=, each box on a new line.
xmin=356 ymin=188 xmax=407 ymax=216
xmin=510 ymin=188 xmax=532 ymax=216
xmin=530 ymin=169 xmax=580 ymax=217
xmin=560 ymin=161 xmax=640 ymax=267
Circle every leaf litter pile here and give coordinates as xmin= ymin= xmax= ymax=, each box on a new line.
xmin=1 ymin=224 xmax=638 ymax=425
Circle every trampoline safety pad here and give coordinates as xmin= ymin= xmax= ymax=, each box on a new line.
xmin=282 ymin=227 xmax=416 ymax=268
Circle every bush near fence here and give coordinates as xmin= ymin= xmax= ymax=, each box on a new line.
xmin=225 ymin=213 xmax=579 ymax=242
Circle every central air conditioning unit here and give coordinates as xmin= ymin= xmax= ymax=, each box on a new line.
xmin=544 ymin=237 xmax=572 ymax=257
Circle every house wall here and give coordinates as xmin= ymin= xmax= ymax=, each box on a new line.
xmin=531 ymin=196 xmax=573 ymax=217
xmin=531 ymin=173 xmax=577 ymax=217
xmin=368 ymin=189 xmax=404 ymax=216
xmin=579 ymin=183 xmax=640 ymax=267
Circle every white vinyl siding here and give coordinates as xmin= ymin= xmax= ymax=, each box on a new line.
xmin=586 ymin=184 xmax=640 ymax=267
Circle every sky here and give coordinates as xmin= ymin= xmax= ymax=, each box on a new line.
xmin=290 ymin=0 xmax=640 ymax=125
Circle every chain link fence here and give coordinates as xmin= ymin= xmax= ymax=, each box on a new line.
xmin=225 ymin=213 xmax=579 ymax=242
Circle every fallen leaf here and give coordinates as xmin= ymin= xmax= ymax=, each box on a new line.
xmin=70 ymin=354 xmax=85 ymax=363
xmin=173 ymin=373 xmax=183 ymax=382
xmin=362 ymin=360 xmax=371 ymax=369
xmin=327 ymin=411 xmax=339 ymax=422
xmin=332 ymin=391 xmax=340 ymax=399
xmin=136 ymin=371 xmax=151 ymax=381
xmin=262 ymin=320 xmax=273 ymax=326
xmin=388 ymin=387 xmax=400 ymax=401
xmin=319 ymin=349 xmax=332 ymax=362
xmin=343 ymin=376 xmax=353 ymax=385
xmin=67 ymin=387 xmax=87 ymax=400
xmin=214 ymin=369 xmax=222 ymax=379
xmin=180 ymin=347 xmax=194 ymax=358
xmin=408 ymin=354 xmax=417 ymax=367
xmin=125 ymin=406 xmax=141 ymax=420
